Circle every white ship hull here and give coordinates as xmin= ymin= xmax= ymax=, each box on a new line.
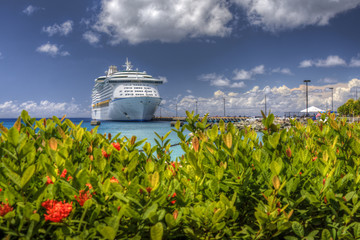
xmin=92 ymin=97 xmax=161 ymax=121
xmin=92 ymin=59 xmax=163 ymax=121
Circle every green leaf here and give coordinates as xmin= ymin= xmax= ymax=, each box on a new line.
xmin=8 ymin=127 xmax=20 ymax=146
xmin=215 ymin=166 xmax=224 ymax=180
xmin=145 ymin=160 xmax=155 ymax=173
xmin=292 ymin=222 xmax=304 ymax=238
xmin=21 ymin=164 xmax=35 ymax=188
xmin=97 ymin=226 xmax=116 ymax=240
xmin=268 ymin=132 xmax=280 ymax=149
xmin=30 ymin=213 xmax=40 ymax=222
xmin=165 ymin=213 xmax=176 ymax=229
xmin=174 ymin=120 xmax=180 ymax=130
xmin=270 ymin=160 xmax=282 ymax=175
xmin=212 ymin=209 xmax=226 ymax=224
xmin=284 ymin=237 xmax=299 ymax=240
xmin=150 ymin=222 xmax=163 ymax=240
xmin=353 ymin=222 xmax=360 ymax=238
xmin=149 ymin=171 xmax=160 ymax=189
xmin=219 ymin=120 xmax=225 ymax=134
xmin=208 ymin=124 xmax=218 ymax=141
xmin=143 ymin=203 xmax=158 ymax=220
xmin=321 ymin=229 xmax=332 ymax=240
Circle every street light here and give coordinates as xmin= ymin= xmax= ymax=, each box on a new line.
xmin=264 ymin=94 xmax=267 ymax=116
xmin=176 ymin=102 xmax=178 ymax=117
xmin=329 ymin=87 xmax=334 ymax=111
xmin=195 ymin=100 xmax=198 ymax=115
xmin=304 ymin=80 xmax=311 ymax=116
xmin=223 ymin=97 xmax=226 ymax=117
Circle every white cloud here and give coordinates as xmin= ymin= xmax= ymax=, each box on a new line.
xmin=232 ymin=69 xmax=252 ymax=80
xmin=299 ymin=55 xmax=347 ymax=68
xmin=214 ymin=90 xmax=225 ymax=98
xmin=158 ymin=76 xmax=168 ymax=83
xmin=93 ymin=0 xmax=232 ymax=44
xmin=251 ymin=65 xmax=265 ymax=74
xmin=350 ymin=57 xmax=360 ymax=67
xmin=83 ymin=31 xmax=100 ymax=44
xmin=42 ymin=20 xmax=74 ymax=36
xmin=315 ymin=55 xmax=347 ymax=67
xmin=164 ymin=78 xmax=360 ymax=117
xmin=0 ymin=100 xmax=90 ymax=118
xmin=272 ymin=67 xmax=292 ymax=75
xmin=186 ymin=89 xmax=192 ymax=94
xmin=320 ymin=77 xmax=338 ymax=84
xmin=232 ymin=0 xmax=360 ymax=32
xmin=36 ymin=42 xmax=70 ymax=57
xmin=299 ymin=60 xmax=313 ymax=68
xmin=228 ymin=92 xmax=238 ymax=97
xmin=230 ymin=82 xmax=245 ymax=88
xmin=233 ymin=65 xmax=265 ymax=80
xmin=199 ymin=73 xmax=231 ymax=87
xmin=23 ymin=5 xmax=40 ymax=16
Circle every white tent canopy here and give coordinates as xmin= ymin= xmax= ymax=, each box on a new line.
xmin=300 ymin=106 xmax=325 ymax=113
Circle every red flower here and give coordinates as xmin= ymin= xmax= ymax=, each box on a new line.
xmin=42 ymin=200 xmax=72 ymax=222
xmin=102 ymin=149 xmax=110 ymax=158
xmin=74 ymin=190 xmax=92 ymax=207
xmin=172 ymin=192 xmax=177 ymax=198
xmin=117 ymin=206 xmax=121 ymax=212
xmin=67 ymin=176 xmax=73 ymax=181
xmin=110 ymin=176 xmax=119 ymax=183
xmin=299 ymin=172 xmax=302 ymax=175
xmin=312 ymin=156 xmax=317 ymax=162
xmin=146 ymin=187 xmax=152 ymax=193
xmin=324 ymin=196 xmax=327 ymax=204
xmin=85 ymin=183 xmax=93 ymax=190
xmin=171 ymin=200 xmax=176 ymax=205
xmin=60 ymin=169 xmax=67 ymax=178
xmin=323 ymin=178 xmax=326 ymax=185
xmin=112 ymin=142 xmax=121 ymax=151
xmin=0 ymin=202 xmax=13 ymax=217
xmin=46 ymin=176 xmax=54 ymax=185
xmin=0 ymin=188 xmax=2 ymax=192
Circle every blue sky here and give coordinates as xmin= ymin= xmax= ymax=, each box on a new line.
xmin=1 ymin=0 xmax=360 ymax=117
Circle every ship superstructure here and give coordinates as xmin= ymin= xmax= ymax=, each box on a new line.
xmin=91 ymin=59 xmax=163 ymax=121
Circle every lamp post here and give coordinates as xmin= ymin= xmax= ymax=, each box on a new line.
xmin=264 ymin=94 xmax=267 ymax=116
xmin=176 ymin=103 xmax=178 ymax=117
xmin=195 ymin=100 xmax=198 ymax=115
xmin=223 ymin=97 xmax=226 ymax=117
xmin=329 ymin=87 xmax=334 ymax=111
xmin=304 ymin=80 xmax=311 ymax=116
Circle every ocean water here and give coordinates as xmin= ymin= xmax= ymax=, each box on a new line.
xmin=0 ymin=118 xmax=264 ymax=160
xmin=0 ymin=118 xmax=187 ymax=160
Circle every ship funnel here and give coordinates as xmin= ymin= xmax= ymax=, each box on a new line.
xmin=107 ymin=65 xmax=118 ymax=76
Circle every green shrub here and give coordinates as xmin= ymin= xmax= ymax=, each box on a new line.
xmin=0 ymin=110 xmax=360 ymax=239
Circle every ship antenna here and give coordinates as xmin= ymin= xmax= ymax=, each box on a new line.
xmin=123 ymin=58 xmax=133 ymax=71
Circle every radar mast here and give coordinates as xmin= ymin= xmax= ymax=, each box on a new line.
xmin=123 ymin=58 xmax=133 ymax=71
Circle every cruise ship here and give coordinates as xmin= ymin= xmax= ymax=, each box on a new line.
xmin=91 ymin=59 xmax=163 ymax=121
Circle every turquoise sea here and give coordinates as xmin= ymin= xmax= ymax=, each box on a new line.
xmin=1 ymin=118 xmax=264 ymax=160
xmin=0 ymin=118 xmax=187 ymax=160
